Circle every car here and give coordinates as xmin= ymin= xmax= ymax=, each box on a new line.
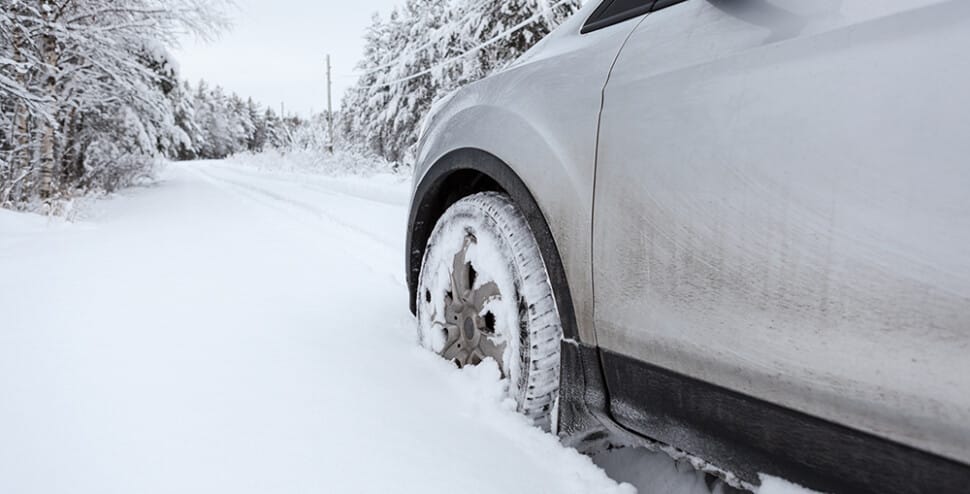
xmin=405 ymin=1 xmax=970 ymax=492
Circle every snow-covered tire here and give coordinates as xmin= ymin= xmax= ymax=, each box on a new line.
xmin=417 ymin=192 xmax=563 ymax=430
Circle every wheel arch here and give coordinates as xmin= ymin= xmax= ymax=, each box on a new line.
xmin=406 ymin=148 xmax=580 ymax=342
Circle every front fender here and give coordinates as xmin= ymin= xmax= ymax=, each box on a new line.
xmin=406 ymin=147 xmax=581 ymax=343
xmin=411 ymin=95 xmax=599 ymax=345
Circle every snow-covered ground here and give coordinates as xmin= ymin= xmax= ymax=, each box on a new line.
xmin=0 ymin=160 xmax=808 ymax=494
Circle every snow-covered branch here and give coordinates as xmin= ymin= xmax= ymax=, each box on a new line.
xmin=340 ymin=0 xmax=581 ymax=164
xmin=0 ymin=0 xmax=231 ymax=210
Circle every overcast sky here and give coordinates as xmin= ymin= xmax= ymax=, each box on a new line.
xmin=174 ymin=0 xmax=401 ymax=117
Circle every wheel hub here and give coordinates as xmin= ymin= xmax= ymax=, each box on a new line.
xmin=462 ymin=317 xmax=476 ymax=341
xmin=434 ymin=233 xmax=505 ymax=370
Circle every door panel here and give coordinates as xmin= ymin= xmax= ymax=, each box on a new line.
xmin=592 ymin=0 xmax=970 ymax=463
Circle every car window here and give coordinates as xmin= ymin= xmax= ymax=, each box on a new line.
xmin=581 ymin=0 xmax=689 ymax=34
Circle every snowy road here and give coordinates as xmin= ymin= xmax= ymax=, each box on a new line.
xmin=0 ymin=160 xmax=805 ymax=494
xmin=0 ymin=160 xmax=634 ymax=494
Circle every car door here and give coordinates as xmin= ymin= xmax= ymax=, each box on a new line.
xmin=592 ymin=0 xmax=970 ymax=468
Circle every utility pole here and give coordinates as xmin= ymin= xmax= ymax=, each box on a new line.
xmin=280 ymin=101 xmax=285 ymax=118
xmin=326 ymin=54 xmax=334 ymax=154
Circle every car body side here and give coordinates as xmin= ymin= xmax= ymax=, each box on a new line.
xmin=408 ymin=0 xmax=970 ymax=491
xmin=594 ymin=0 xmax=970 ymax=466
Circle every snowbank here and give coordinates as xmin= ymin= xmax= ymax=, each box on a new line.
xmin=0 ymin=160 xmax=630 ymax=494
xmin=229 ymin=148 xmax=410 ymax=177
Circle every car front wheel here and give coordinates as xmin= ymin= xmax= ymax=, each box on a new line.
xmin=416 ymin=192 xmax=563 ymax=430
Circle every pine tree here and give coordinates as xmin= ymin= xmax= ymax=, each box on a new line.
xmin=339 ymin=0 xmax=581 ymax=165
xmin=246 ymin=98 xmax=265 ymax=152
xmin=172 ymin=81 xmax=202 ymax=160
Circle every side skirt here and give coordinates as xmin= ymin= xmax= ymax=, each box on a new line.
xmin=599 ymin=349 xmax=970 ymax=494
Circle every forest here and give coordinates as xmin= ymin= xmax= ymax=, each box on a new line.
xmin=0 ymin=0 xmax=580 ymax=212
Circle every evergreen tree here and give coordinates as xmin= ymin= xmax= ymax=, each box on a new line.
xmin=172 ymin=81 xmax=202 ymax=160
xmin=339 ymin=0 xmax=580 ymax=164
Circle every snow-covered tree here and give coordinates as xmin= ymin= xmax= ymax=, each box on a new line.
xmin=340 ymin=0 xmax=581 ymax=165
xmin=171 ymin=80 xmax=202 ymax=160
xmin=0 ymin=0 xmax=229 ymax=209
xmin=163 ymin=79 xmax=297 ymax=161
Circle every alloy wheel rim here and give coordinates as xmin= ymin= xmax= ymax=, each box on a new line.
xmin=430 ymin=233 xmax=506 ymax=370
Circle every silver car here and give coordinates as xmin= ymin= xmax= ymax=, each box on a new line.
xmin=406 ymin=1 xmax=970 ymax=492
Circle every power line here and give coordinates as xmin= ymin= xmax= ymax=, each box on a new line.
xmin=353 ymin=0 xmax=576 ymax=90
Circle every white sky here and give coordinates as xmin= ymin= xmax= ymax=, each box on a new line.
xmin=174 ymin=0 xmax=401 ymax=117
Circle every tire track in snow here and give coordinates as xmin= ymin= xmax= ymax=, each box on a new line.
xmin=204 ymin=161 xmax=409 ymax=208
xmin=187 ymin=163 xmax=407 ymax=287
xmin=191 ymin=165 xmax=397 ymax=249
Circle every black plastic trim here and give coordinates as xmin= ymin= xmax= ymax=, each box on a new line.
xmin=558 ymin=341 xmax=632 ymax=452
xmin=406 ymin=148 xmax=580 ymax=342
xmin=581 ymin=0 xmax=689 ymax=34
xmin=581 ymin=0 xmax=653 ymax=34
xmin=600 ymin=349 xmax=970 ymax=493
xmin=652 ymin=0 xmax=690 ymax=13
